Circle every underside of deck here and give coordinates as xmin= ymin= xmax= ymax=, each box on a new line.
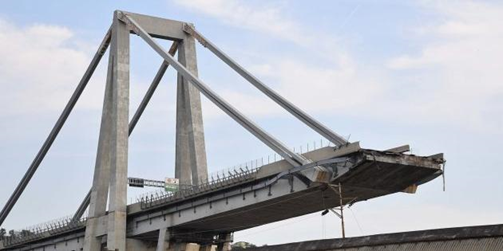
xmin=169 ymin=149 xmax=443 ymax=240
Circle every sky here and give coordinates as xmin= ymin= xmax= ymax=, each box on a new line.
xmin=0 ymin=0 xmax=502 ymax=246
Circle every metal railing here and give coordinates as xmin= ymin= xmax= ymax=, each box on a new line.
xmin=1 ymin=216 xmax=87 ymax=247
xmin=136 ymin=138 xmax=337 ymax=210
xmin=139 ymin=167 xmax=259 ymax=210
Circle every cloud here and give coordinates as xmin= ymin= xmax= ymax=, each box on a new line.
xmin=181 ymin=0 xmax=503 ymax=134
xmin=172 ymin=0 xmax=351 ymax=64
xmin=240 ymin=58 xmax=383 ymax=115
xmin=199 ymin=57 xmax=386 ymax=121
xmin=172 ymin=0 xmax=309 ymax=45
xmin=173 ymin=0 xmax=384 ymax=121
xmin=0 ymin=18 xmax=106 ymax=117
xmin=386 ymin=1 xmax=503 ymax=132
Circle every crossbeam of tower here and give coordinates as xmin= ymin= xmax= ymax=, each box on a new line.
xmin=0 ymin=10 xmax=352 ymax=250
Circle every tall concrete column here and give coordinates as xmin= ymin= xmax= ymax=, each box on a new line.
xmin=106 ymin=11 xmax=130 ymax=251
xmin=175 ymin=27 xmax=208 ymax=186
xmin=83 ymin=34 xmax=115 ymax=251
xmin=156 ymin=228 xmax=169 ymax=251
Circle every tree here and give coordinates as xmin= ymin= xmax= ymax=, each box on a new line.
xmin=232 ymin=241 xmax=257 ymax=249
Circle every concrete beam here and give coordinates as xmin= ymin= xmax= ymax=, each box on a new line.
xmin=126 ymin=175 xmax=311 ymax=237
xmin=121 ymin=11 xmax=186 ymax=40
xmin=385 ymin=145 xmax=410 ymax=153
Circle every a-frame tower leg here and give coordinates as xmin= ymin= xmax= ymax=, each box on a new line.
xmin=83 ymin=34 xmax=115 ymax=251
xmin=106 ymin=11 xmax=130 ymax=251
xmin=175 ymin=26 xmax=208 ymax=186
xmin=84 ymin=11 xmax=130 ymax=251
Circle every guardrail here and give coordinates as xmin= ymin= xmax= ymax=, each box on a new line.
xmin=135 ymin=138 xmax=336 ymax=209
xmin=139 ymin=167 xmax=259 ymax=210
xmin=1 ymin=216 xmax=86 ymax=248
xmin=0 ymin=166 xmax=259 ymax=248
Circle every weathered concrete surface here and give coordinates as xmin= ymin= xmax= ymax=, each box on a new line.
xmin=106 ymin=11 xmax=131 ymax=251
xmin=83 ymin=11 xmax=131 ymax=251
xmin=175 ymin=25 xmax=208 ymax=186
xmin=120 ymin=11 xmax=186 ymax=40
xmin=83 ymin=33 xmax=115 ymax=251
xmin=156 ymin=228 xmax=169 ymax=251
xmin=168 ymin=150 xmax=443 ymax=237
xmin=255 ymin=143 xmax=361 ymax=179
xmin=238 ymin=224 xmax=503 ymax=251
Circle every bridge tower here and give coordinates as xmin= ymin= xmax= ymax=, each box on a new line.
xmin=0 ymin=9 xmax=366 ymax=251
xmin=82 ymin=12 xmax=209 ymax=251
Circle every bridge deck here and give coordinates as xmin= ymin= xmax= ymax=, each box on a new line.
xmin=168 ymin=149 xmax=442 ymax=239
xmin=0 ymin=147 xmax=444 ymax=250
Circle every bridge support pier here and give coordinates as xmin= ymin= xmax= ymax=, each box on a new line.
xmin=156 ymin=228 xmax=169 ymax=251
xmin=216 ymin=233 xmax=232 ymax=251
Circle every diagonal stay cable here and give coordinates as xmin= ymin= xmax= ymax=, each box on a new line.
xmin=182 ymin=24 xmax=348 ymax=147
